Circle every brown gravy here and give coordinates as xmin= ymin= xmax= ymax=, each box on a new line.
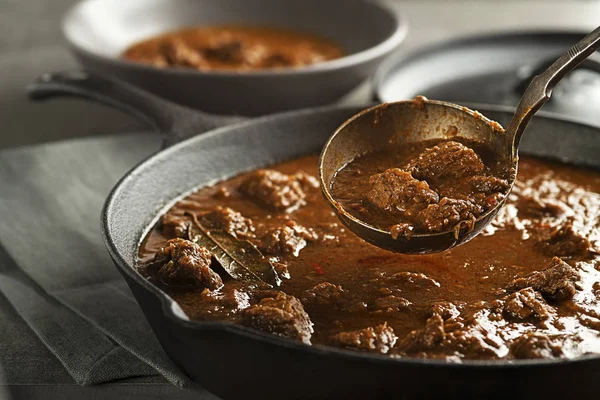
xmin=122 ymin=25 xmax=344 ymax=71
xmin=139 ymin=155 xmax=600 ymax=360
xmin=330 ymin=138 xmax=510 ymax=238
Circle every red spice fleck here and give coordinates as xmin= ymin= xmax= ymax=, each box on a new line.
xmin=312 ymin=262 xmax=325 ymax=275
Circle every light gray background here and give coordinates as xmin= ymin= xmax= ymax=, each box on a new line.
xmin=0 ymin=0 xmax=598 ymax=149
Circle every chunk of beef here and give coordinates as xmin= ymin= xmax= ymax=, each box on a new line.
xmin=428 ymin=301 xmax=461 ymax=320
xmin=403 ymin=298 xmax=552 ymax=359
xmin=465 ymin=175 xmax=510 ymax=195
xmin=508 ymin=257 xmax=581 ymax=301
xmin=241 ymin=292 xmax=313 ymax=344
xmin=439 ymin=175 xmax=509 ymax=211
xmin=397 ymin=315 xmax=445 ymax=353
xmin=200 ymin=206 xmax=254 ymax=238
xmin=142 ymin=238 xmax=223 ymax=290
xmin=441 ymin=309 xmax=506 ymax=358
xmin=366 ymin=168 xmax=438 ymax=216
xmin=390 ymin=223 xmax=415 ymax=240
xmin=159 ymin=213 xmax=189 ymax=238
xmin=159 ymin=38 xmax=207 ymax=68
xmin=203 ymin=41 xmax=243 ymax=63
xmin=534 ymin=219 xmax=590 ymax=258
xmin=416 ymin=197 xmax=478 ymax=233
xmin=303 ymin=282 xmax=345 ymax=307
xmin=367 ymin=168 xmax=439 ymax=216
xmin=443 ymin=325 xmax=504 ymax=359
xmin=510 ymin=333 xmax=564 ymax=359
xmin=329 ymin=323 xmax=397 ymax=354
xmin=239 ymin=169 xmax=318 ymax=212
xmin=389 ymin=271 xmax=441 ymax=289
xmin=185 ymin=285 xmax=251 ymax=320
xmin=404 ymin=141 xmax=485 ymax=184
xmin=255 ymin=220 xmax=318 ymax=256
xmin=499 ymin=288 xmax=553 ymax=322
xmin=372 ymin=295 xmax=411 ymax=312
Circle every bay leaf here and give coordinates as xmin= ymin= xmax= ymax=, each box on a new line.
xmin=185 ymin=212 xmax=282 ymax=287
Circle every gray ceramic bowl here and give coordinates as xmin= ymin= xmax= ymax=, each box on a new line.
xmin=62 ymin=0 xmax=407 ymax=115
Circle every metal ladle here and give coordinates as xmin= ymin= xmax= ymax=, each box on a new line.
xmin=319 ymin=26 xmax=600 ymax=254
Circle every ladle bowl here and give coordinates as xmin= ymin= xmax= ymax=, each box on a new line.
xmin=318 ymin=98 xmax=511 ymax=254
xmin=319 ymin=25 xmax=600 ymax=254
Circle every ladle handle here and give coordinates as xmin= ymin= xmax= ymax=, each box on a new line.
xmin=507 ymin=26 xmax=600 ymax=150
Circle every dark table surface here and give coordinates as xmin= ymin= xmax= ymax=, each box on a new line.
xmin=1 ymin=0 xmax=597 ymax=399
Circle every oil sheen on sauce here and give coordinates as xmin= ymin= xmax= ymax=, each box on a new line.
xmin=139 ymin=155 xmax=600 ymax=360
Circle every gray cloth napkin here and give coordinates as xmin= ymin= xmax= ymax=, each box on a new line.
xmin=0 ymin=132 xmax=194 ymax=386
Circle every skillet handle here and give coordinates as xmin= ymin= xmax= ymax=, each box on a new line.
xmin=27 ymin=70 xmax=238 ymax=147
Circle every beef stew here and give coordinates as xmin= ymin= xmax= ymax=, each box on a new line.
xmin=330 ymin=138 xmax=511 ymax=238
xmin=139 ymin=155 xmax=600 ymax=361
xmin=122 ymin=25 xmax=344 ymax=71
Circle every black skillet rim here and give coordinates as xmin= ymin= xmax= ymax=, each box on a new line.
xmin=101 ymin=103 xmax=600 ymax=370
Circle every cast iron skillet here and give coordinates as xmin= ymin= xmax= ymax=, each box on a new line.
xmin=373 ymin=31 xmax=600 ymax=128
xmin=28 ymin=71 xmax=600 ymax=400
